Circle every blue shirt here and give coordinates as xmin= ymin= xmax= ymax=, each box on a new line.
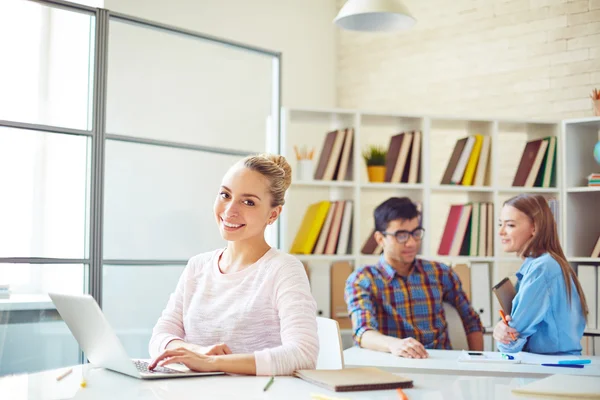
xmin=498 ymin=253 xmax=585 ymax=355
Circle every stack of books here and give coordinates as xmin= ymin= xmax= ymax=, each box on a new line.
xmin=588 ymin=173 xmax=600 ymax=187
xmin=313 ymin=129 xmax=354 ymax=181
xmin=438 ymin=202 xmax=494 ymax=257
xmin=0 ymin=284 xmax=10 ymax=299
xmin=383 ymin=131 xmax=421 ymax=183
xmin=512 ymin=137 xmax=557 ymax=188
xmin=441 ymin=134 xmax=491 ymax=186
xmin=290 ymin=200 xmax=353 ymax=255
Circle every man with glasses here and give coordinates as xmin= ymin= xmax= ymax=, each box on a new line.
xmin=345 ymin=197 xmax=483 ymax=358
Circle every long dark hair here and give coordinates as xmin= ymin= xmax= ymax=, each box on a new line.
xmin=505 ymin=194 xmax=588 ymax=320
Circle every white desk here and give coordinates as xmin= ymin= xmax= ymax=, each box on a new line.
xmin=0 ymin=364 xmax=548 ymax=400
xmin=343 ymin=347 xmax=600 ymax=378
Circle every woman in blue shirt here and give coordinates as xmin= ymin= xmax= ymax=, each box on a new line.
xmin=494 ymin=194 xmax=588 ymax=355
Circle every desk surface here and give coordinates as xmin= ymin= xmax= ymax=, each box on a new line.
xmin=0 ymin=364 xmax=553 ymax=400
xmin=343 ymin=347 xmax=600 ymax=378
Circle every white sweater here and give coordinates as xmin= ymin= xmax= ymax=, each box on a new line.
xmin=149 ymin=248 xmax=319 ymax=376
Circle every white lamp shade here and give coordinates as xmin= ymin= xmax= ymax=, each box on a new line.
xmin=334 ymin=0 xmax=416 ymax=32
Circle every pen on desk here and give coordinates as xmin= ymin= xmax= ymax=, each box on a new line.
xmin=499 ymin=310 xmax=516 ymax=341
xmin=541 ymin=363 xmax=584 ymax=369
xmin=558 ymin=359 xmax=591 ymax=365
xmin=396 ymin=388 xmax=409 ymax=400
xmin=263 ymin=376 xmax=274 ymax=392
xmin=56 ymin=368 xmax=73 ymax=381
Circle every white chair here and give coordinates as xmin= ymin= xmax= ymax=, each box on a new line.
xmin=443 ymin=302 xmax=469 ymax=350
xmin=316 ymin=317 xmax=345 ymax=369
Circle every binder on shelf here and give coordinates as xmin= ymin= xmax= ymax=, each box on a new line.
xmin=407 ymin=130 xmax=421 ymax=184
xmin=290 ymin=201 xmax=331 ymax=254
xmin=335 ymin=128 xmax=354 ymax=182
xmin=461 ymin=134 xmax=483 ymax=186
xmin=361 ymin=229 xmax=379 ymax=255
xmin=590 ymin=235 xmax=600 ymax=258
xmin=450 ymin=136 xmax=475 ymax=184
xmin=512 ymin=138 xmax=549 ymax=187
xmin=471 ymin=262 xmax=492 ymax=327
xmin=388 ymin=132 xmax=414 ymax=183
xmin=438 ymin=205 xmax=464 ymax=256
xmin=478 ymin=203 xmax=487 ymax=257
xmin=452 ymin=264 xmax=471 ymax=301
xmin=449 ymin=204 xmax=473 ymax=257
xmin=313 ymin=202 xmax=337 ymax=255
xmin=534 ymin=136 xmax=557 ymax=188
xmin=441 ymin=138 xmax=468 ymax=185
xmin=330 ymin=261 xmax=354 ymax=329
xmin=336 ymin=201 xmax=353 ymax=255
xmin=473 ymin=135 xmax=491 ymax=186
xmin=324 ymin=201 xmax=346 ymax=255
xmin=578 ymin=265 xmax=598 ymax=330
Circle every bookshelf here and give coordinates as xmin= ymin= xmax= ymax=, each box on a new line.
xmin=280 ymin=107 xmax=600 ymax=348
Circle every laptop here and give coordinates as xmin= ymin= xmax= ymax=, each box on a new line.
xmin=49 ymin=292 xmax=224 ymax=379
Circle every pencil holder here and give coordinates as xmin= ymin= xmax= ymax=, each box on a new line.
xmin=593 ymin=99 xmax=600 ymax=117
xmin=297 ymin=159 xmax=314 ymax=181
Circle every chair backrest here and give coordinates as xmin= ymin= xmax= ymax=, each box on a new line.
xmin=443 ymin=302 xmax=469 ymax=350
xmin=316 ymin=317 xmax=345 ymax=369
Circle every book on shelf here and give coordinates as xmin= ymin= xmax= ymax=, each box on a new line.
xmin=438 ymin=202 xmax=494 ymax=257
xmin=588 ymin=173 xmax=600 ymax=187
xmin=360 ymin=229 xmax=382 ymax=255
xmin=440 ymin=135 xmax=490 ymax=186
xmin=313 ymin=128 xmax=354 ymax=181
xmin=512 ymin=137 xmax=556 ymax=188
xmin=291 ymin=200 xmax=353 ymax=255
xmin=290 ymin=201 xmax=331 ymax=254
xmin=384 ymin=131 xmax=421 ymax=183
xmin=591 ymin=235 xmax=600 ymax=258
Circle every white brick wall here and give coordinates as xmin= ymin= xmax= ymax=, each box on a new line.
xmin=336 ymin=0 xmax=600 ymax=118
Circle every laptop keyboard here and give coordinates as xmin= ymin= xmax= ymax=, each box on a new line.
xmin=134 ymin=359 xmax=180 ymax=374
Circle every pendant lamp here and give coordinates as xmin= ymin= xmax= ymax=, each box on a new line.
xmin=334 ymin=0 xmax=416 ymax=32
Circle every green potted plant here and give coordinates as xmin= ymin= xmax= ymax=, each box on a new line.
xmin=363 ymin=145 xmax=387 ymax=182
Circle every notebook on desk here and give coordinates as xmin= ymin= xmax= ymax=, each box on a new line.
xmin=512 ymin=374 xmax=600 ymax=399
xmin=294 ymin=367 xmax=413 ymax=392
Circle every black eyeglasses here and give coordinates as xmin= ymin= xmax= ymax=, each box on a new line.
xmin=381 ymin=227 xmax=425 ymax=243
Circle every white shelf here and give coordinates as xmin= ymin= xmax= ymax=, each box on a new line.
xmin=497 ymin=187 xmax=559 ymax=193
xmin=293 ymin=255 xmax=355 ymax=262
xmin=431 ymin=185 xmax=493 ymax=192
xmin=496 ymin=256 xmax=522 ymax=263
xmin=430 ymin=256 xmax=495 ymax=263
xmin=281 ymin=110 xmax=597 ymax=340
xmin=585 ymin=329 xmax=600 ymax=335
xmin=568 ymin=257 xmax=600 ymax=263
xmin=567 ymin=187 xmax=600 ymax=193
xmin=292 ymin=180 xmax=355 ymax=188
xmin=360 ymin=182 xmax=423 ymax=190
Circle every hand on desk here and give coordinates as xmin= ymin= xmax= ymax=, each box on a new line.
xmin=389 ymin=337 xmax=429 ymax=359
xmin=149 ymin=347 xmax=217 ymax=372
xmin=167 ymin=340 xmax=232 ymax=356
xmin=493 ymin=315 xmax=519 ymax=345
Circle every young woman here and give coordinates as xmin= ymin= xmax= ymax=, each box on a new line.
xmin=494 ymin=194 xmax=588 ymax=355
xmin=148 ymin=154 xmax=318 ymax=375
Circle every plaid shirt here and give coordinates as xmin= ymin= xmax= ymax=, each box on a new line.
xmin=345 ymin=257 xmax=483 ymax=349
